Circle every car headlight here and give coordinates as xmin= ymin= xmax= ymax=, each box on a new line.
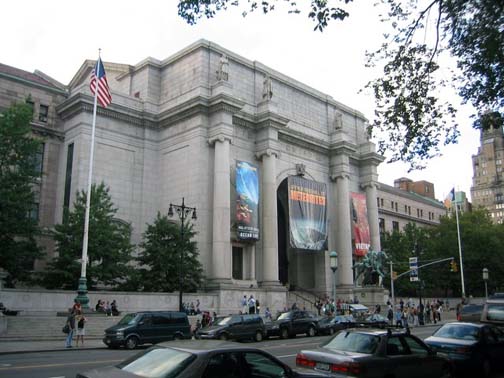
xmin=116 ymin=331 xmax=124 ymax=336
xmin=271 ymin=325 xmax=279 ymax=329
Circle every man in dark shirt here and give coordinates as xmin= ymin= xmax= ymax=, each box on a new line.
xmin=65 ymin=309 xmax=76 ymax=348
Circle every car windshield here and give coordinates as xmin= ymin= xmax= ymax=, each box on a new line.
xmin=117 ymin=313 xmax=139 ymax=326
xmin=117 ymin=347 xmax=195 ymax=378
xmin=217 ymin=316 xmax=235 ymax=325
xmin=487 ymin=304 xmax=504 ymax=321
xmin=433 ymin=324 xmax=480 ymax=340
xmin=323 ymin=332 xmax=380 ymax=354
xmin=277 ymin=312 xmax=292 ymax=321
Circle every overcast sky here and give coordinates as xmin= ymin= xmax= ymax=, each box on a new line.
xmin=1 ymin=0 xmax=480 ymax=201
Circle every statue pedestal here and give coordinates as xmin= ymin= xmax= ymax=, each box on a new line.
xmin=353 ymin=286 xmax=388 ymax=308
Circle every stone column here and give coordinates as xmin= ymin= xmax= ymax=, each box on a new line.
xmin=209 ymin=136 xmax=232 ymax=283
xmin=331 ymin=173 xmax=354 ymax=286
xmin=364 ymin=182 xmax=381 ymax=251
xmin=258 ymin=149 xmax=279 ymax=285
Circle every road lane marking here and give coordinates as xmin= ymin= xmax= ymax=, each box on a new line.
xmin=0 ymin=359 xmax=121 ymax=371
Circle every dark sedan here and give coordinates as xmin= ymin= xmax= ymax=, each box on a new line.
xmin=317 ymin=316 xmax=355 ymax=335
xmin=358 ymin=314 xmax=389 ymax=328
xmin=424 ymin=322 xmax=504 ymax=377
xmin=296 ymin=328 xmax=452 ymax=377
xmin=77 ymin=340 xmax=330 ymax=378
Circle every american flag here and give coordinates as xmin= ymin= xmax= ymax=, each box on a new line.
xmin=90 ymin=58 xmax=112 ymax=108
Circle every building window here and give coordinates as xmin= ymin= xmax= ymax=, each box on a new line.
xmin=425 ymin=185 xmax=430 ymax=193
xmin=408 ymin=206 xmax=411 ymax=215
xmin=395 ymin=202 xmax=398 ymax=211
xmin=63 ymin=143 xmax=74 ymax=219
xmin=39 ymin=104 xmax=49 ymax=122
xmin=30 ymin=142 xmax=45 ymax=177
xmin=420 ymin=209 xmax=423 ymax=218
xmin=377 ymin=197 xmax=380 ymax=208
xmin=232 ymin=246 xmax=243 ymax=280
xmin=404 ymin=204 xmax=408 ymax=213
xmin=379 ymin=218 xmax=385 ymax=233
xmin=26 ymin=99 xmax=35 ymax=116
xmin=391 ymin=200 xmax=394 ymax=209
xmin=380 ymin=198 xmax=384 ymax=207
xmin=392 ymin=221 xmax=399 ymax=232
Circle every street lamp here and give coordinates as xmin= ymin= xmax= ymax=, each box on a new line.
xmin=330 ymin=251 xmax=338 ymax=302
xmin=168 ymin=198 xmax=197 ymax=312
xmin=483 ymin=268 xmax=489 ymax=299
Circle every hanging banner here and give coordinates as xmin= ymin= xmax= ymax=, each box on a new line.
xmin=351 ymin=192 xmax=371 ymax=256
xmin=288 ymin=176 xmax=327 ymax=250
xmin=235 ymin=161 xmax=259 ymax=240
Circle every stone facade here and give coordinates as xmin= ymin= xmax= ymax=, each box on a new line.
xmin=376 ymin=182 xmax=446 ymax=233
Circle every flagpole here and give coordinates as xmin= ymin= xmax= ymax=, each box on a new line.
xmin=75 ymin=50 xmax=101 ymax=309
xmin=454 ymin=191 xmax=466 ymax=298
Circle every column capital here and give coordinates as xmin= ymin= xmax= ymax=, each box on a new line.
xmin=360 ymin=181 xmax=380 ymax=190
xmin=255 ymin=148 xmax=280 ymax=160
xmin=208 ymin=135 xmax=233 ymax=146
xmin=330 ymin=173 xmax=350 ymax=182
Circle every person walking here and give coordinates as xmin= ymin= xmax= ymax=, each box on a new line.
xmin=65 ymin=309 xmax=76 ymax=348
xmin=241 ymin=295 xmax=248 ymax=314
xmin=75 ymin=311 xmax=87 ymax=347
xmin=248 ymin=295 xmax=256 ymax=315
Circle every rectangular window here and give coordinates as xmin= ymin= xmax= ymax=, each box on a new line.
xmin=33 ymin=143 xmax=44 ymax=176
xmin=391 ymin=200 xmax=394 ymax=209
xmin=395 ymin=202 xmax=398 ymax=212
xmin=39 ymin=104 xmax=48 ymax=122
xmin=63 ymin=143 xmax=74 ymax=219
xmin=377 ymin=197 xmax=380 ymax=208
xmin=380 ymin=198 xmax=384 ymax=207
xmin=404 ymin=205 xmax=408 ymax=213
xmin=417 ymin=209 xmax=420 ymax=217
xmin=392 ymin=221 xmax=399 ymax=232
xmin=408 ymin=206 xmax=411 ymax=215
xmin=232 ymin=246 xmax=243 ymax=280
xmin=26 ymin=99 xmax=35 ymax=117
xmin=420 ymin=209 xmax=423 ymax=218
xmin=379 ymin=218 xmax=385 ymax=233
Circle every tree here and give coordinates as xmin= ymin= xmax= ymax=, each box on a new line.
xmin=135 ymin=212 xmax=204 ymax=292
xmin=42 ymin=183 xmax=134 ymax=289
xmin=427 ymin=209 xmax=504 ymax=297
xmin=381 ymin=223 xmax=430 ymax=297
xmin=177 ymin=0 xmax=504 ymax=170
xmin=0 ymin=102 xmax=44 ymax=287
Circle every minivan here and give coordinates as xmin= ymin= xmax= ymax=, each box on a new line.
xmin=103 ymin=311 xmax=191 ymax=349
xmin=196 ymin=314 xmax=266 ymax=342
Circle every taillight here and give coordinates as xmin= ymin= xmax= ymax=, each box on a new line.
xmin=330 ymin=362 xmax=362 ymax=375
xmin=296 ymin=353 xmax=316 ymax=368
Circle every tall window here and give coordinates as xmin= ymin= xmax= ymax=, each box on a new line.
xmin=39 ymin=104 xmax=49 ymax=122
xmin=392 ymin=221 xmax=399 ymax=232
xmin=232 ymin=246 xmax=243 ymax=280
xmin=63 ymin=143 xmax=74 ymax=219
xmin=379 ymin=218 xmax=385 ymax=233
xmin=33 ymin=143 xmax=44 ymax=176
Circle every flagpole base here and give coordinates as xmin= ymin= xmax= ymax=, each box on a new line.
xmin=75 ymin=277 xmax=90 ymax=309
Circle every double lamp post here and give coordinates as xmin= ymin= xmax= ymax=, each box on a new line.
xmin=168 ymin=198 xmax=197 ymax=312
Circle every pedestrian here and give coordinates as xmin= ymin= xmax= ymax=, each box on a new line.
xmin=265 ymin=307 xmax=272 ymax=320
xmin=72 ymin=299 xmax=82 ymax=313
xmin=387 ymin=306 xmax=394 ymax=325
xmin=65 ymin=309 xmax=76 ymax=348
xmin=75 ymin=310 xmax=87 ymax=347
xmin=456 ymin=299 xmax=463 ymax=321
xmin=255 ymin=299 xmax=261 ymax=314
xmin=111 ymin=300 xmax=119 ymax=316
xmin=395 ymin=307 xmax=403 ymax=327
xmin=241 ymin=295 xmax=248 ymax=314
xmin=248 ymin=295 xmax=256 ymax=314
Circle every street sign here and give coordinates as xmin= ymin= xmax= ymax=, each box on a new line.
xmin=409 ymin=257 xmax=419 ymax=282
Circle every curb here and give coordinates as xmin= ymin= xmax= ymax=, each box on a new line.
xmin=0 ymin=346 xmax=107 ymax=356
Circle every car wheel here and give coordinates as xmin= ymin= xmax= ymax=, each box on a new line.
xmin=482 ymin=358 xmax=491 ymax=378
xmin=307 ymin=326 xmax=316 ymax=337
xmin=439 ymin=364 xmax=453 ymax=378
xmin=125 ymin=336 xmax=139 ymax=350
xmin=280 ymin=328 xmax=289 ymax=339
xmin=254 ymin=331 xmax=263 ymax=342
xmin=219 ymin=333 xmax=228 ymax=341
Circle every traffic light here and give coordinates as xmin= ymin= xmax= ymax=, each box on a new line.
xmin=450 ymin=259 xmax=458 ymax=272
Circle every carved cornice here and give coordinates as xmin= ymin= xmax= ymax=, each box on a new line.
xmin=255 ymin=111 xmax=290 ymax=130
xmin=31 ymin=124 xmax=65 ymax=141
xmin=278 ymin=130 xmax=329 ymax=155
xmin=329 ymin=140 xmax=358 ymax=156
xmin=359 ymin=151 xmax=385 ymax=166
xmin=208 ymin=135 xmax=233 ymax=146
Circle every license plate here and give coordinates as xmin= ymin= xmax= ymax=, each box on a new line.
xmin=316 ymin=362 xmax=330 ymax=371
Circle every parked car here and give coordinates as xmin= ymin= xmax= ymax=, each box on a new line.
xmin=296 ymin=327 xmax=452 ymax=377
xmin=196 ymin=314 xmax=266 ymax=342
xmin=359 ymin=314 xmax=389 ymax=328
xmin=424 ymin=322 xmax=504 ymax=377
xmin=480 ymin=296 xmax=504 ymax=327
xmin=103 ymin=311 xmax=191 ymax=349
xmin=267 ymin=310 xmax=320 ymax=339
xmin=316 ymin=316 xmax=354 ymax=335
xmin=459 ymin=304 xmax=483 ymax=323
xmin=77 ymin=340 xmax=330 ymax=378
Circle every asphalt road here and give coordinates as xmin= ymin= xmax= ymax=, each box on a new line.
xmin=0 ymin=327 xmax=478 ymax=378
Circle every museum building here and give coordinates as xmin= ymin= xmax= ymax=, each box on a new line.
xmin=2 ymin=40 xmax=385 ymax=311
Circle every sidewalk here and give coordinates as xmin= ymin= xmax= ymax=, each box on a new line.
xmin=0 ymin=338 xmax=106 ymax=355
